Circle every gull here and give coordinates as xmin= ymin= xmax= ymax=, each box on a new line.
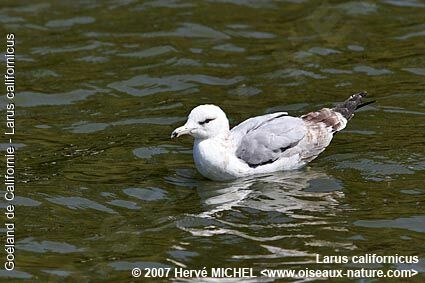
xmin=171 ymin=91 xmax=374 ymax=181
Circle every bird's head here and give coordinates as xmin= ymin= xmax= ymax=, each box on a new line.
xmin=171 ymin=104 xmax=229 ymax=140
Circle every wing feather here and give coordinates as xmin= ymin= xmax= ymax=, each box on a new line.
xmin=231 ymin=114 xmax=307 ymax=167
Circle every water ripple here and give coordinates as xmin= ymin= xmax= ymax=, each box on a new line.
xmin=109 ymin=261 xmax=170 ymax=270
xmin=12 ymin=89 xmax=102 ymax=107
xmin=353 ymin=65 xmax=392 ymax=76
xmin=266 ymin=68 xmax=326 ymax=79
xmin=354 ymin=215 xmax=425 ymax=233
xmin=382 ymin=0 xmax=425 ymax=8
xmin=0 ymin=270 xmax=32 ymax=279
xmin=213 ymin=43 xmax=245 ymax=52
xmin=46 ymin=196 xmax=117 ymax=214
xmin=142 ymin=23 xmax=230 ymax=39
xmin=45 ymin=16 xmax=95 ymax=28
xmin=123 ymin=187 xmax=168 ymax=201
xmin=118 ymin=45 xmax=177 ymax=58
xmin=133 ymin=0 xmax=195 ymax=11
xmin=18 ymin=237 xmax=85 ymax=253
xmin=31 ymin=41 xmax=113 ymax=55
xmin=108 ymin=74 xmax=244 ymax=96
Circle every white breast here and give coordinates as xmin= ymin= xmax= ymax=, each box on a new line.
xmin=193 ymin=137 xmax=251 ymax=181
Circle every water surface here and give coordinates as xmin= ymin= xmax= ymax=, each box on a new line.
xmin=0 ymin=0 xmax=424 ymax=281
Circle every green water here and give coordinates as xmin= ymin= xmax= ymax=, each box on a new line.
xmin=0 ymin=0 xmax=424 ymax=282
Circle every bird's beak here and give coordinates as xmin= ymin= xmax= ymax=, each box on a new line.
xmin=171 ymin=125 xmax=190 ymax=138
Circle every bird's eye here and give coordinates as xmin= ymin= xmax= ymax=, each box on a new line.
xmin=199 ymin=118 xmax=215 ymax=125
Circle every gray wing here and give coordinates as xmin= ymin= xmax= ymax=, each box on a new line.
xmin=231 ymin=113 xmax=307 ymax=167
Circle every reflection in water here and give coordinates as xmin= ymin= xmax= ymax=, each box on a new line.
xmin=198 ymin=171 xmax=343 ymax=218
xmin=196 ymin=170 xmax=343 ymax=217
xmin=170 ymin=170 xmax=357 ymax=277
xmin=176 ymin=169 xmax=346 ymax=248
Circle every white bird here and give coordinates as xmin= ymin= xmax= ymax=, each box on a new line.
xmin=171 ymin=91 xmax=373 ymax=181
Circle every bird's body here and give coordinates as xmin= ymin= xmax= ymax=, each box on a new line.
xmin=172 ymin=92 xmax=372 ymax=181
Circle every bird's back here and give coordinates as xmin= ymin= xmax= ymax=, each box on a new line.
xmin=231 ymin=91 xmax=372 ymax=170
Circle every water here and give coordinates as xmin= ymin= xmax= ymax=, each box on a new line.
xmin=0 ymin=0 xmax=424 ymax=281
